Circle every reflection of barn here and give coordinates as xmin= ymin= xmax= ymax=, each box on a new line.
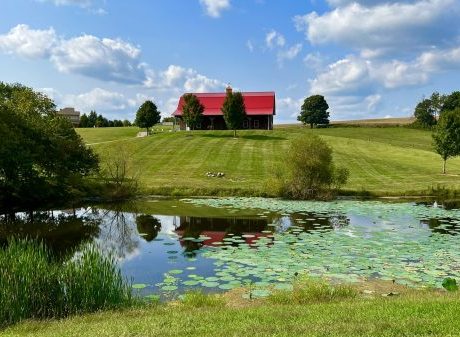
xmin=173 ymin=86 xmax=276 ymax=130
xmin=175 ymin=216 xmax=270 ymax=246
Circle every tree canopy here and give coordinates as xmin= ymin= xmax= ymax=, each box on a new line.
xmin=298 ymin=95 xmax=330 ymax=128
xmin=181 ymin=94 xmax=204 ymax=130
xmin=414 ymin=98 xmax=436 ymax=128
xmin=135 ymin=100 xmax=161 ymax=134
xmin=432 ymin=108 xmax=460 ymax=174
xmin=441 ymin=91 xmax=460 ymax=113
xmin=0 ymin=82 xmax=99 ymax=211
xmin=222 ymin=91 xmax=246 ymax=137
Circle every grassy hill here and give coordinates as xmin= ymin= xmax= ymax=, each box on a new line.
xmin=76 ymin=125 xmax=460 ymax=196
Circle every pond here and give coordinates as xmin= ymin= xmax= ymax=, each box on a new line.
xmin=1 ymin=197 xmax=460 ymax=298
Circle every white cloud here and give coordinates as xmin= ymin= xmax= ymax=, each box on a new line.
xmin=51 ymin=35 xmax=146 ymax=84
xmin=37 ymin=0 xmax=92 ymax=7
xmin=326 ymin=94 xmax=383 ymax=120
xmin=246 ymin=40 xmax=254 ymax=52
xmin=200 ymin=0 xmax=231 ymax=17
xmin=265 ymin=30 xmax=285 ymax=49
xmin=294 ymin=0 xmax=457 ymax=54
xmin=277 ymin=43 xmax=302 ymax=65
xmin=0 ymin=24 xmax=147 ymax=84
xmin=326 ymin=0 xmax=416 ymax=6
xmin=303 ymin=52 xmax=325 ymax=70
xmin=148 ymin=65 xmax=225 ymax=92
xmin=417 ymin=46 xmax=460 ymax=72
xmin=277 ymin=97 xmax=303 ymax=121
xmin=0 ymin=24 xmax=57 ymax=58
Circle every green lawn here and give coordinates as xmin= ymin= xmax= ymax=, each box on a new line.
xmin=77 ymin=125 xmax=460 ymax=196
xmin=4 ymin=291 xmax=460 ymax=337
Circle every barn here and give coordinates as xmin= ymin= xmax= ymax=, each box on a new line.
xmin=172 ymin=86 xmax=275 ymax=130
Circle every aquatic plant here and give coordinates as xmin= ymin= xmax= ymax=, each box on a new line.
xmin=0 ymin=239 xmax=133 ymax=327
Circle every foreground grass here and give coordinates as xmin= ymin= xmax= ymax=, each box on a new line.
xmin=4 ymin=289 xmax=460 ymax=337
xmin=77 ymin=125 xmax=460 ymax=196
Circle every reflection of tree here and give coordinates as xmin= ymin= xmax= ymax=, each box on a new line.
xmin=0 ymin=210 xmax=99 ymax=258
xmin=97 ymin=206 xmax=140 ymax=260
xmin=421 ymin=218 xmax=459 ymax=236
xmin=136 ymin=215 xmax=161 ymax=242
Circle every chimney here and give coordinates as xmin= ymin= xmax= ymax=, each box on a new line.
xmin=226 ymin=85 xmax=232 ymax=95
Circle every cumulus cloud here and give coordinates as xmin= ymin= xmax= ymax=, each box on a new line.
xmin=199 ymin=0 xmax=231 ymax=17
xmin=265 ymin=30 xmax=286 ymax=49
xmin=37 ymin=0 xmax=93 ymax=6
xmin=0 ymin=24 xmax=147 ymax=84
xmin=277 ymin=97 xmax=303 ymax=121
xmin=277 ymin=43 xmax=302 ymax=66
xmin=0 ymin=24 xmax=57 ymax=58
xmin=147 ymin=65 xmax=226 ymax=92
xmin=294 ymin=0 xmax=457 ymax=55
xmin=51 ymin=35 xmax=146 ymax=84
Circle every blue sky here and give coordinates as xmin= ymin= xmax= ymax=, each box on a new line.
xmin=1 ymin=0 xmax=460 ymax=122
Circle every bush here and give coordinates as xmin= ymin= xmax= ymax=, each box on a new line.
xmin=0 ymin=239 xmax=133 ymax=327
xmin=269 ymin=134 xmax=349 ymax=199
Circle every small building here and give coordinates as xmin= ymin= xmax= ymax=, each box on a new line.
xmin=172 ymin=86 xmax=275 ymax=130
xmin=57 ymin=107 xmax=80 ymax=126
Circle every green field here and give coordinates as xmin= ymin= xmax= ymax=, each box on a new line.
xmin=76 ymin=125 xmax=460 ymax=196
xmin=4 ymin=290 xmax=460 ymax=337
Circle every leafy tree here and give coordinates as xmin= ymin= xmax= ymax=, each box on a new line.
xmin=135 ymin=100 xmax=161 ymax=135
xmin=0 ymin=82 xmax=99 ymax=211
xmin=162 ymin=117 xmax=175 ymax=123
xmin=79 ymin=113 xmax=89 ymax=127
xmin=222 ymin=91 xmax=246 ymax=137
xmin=122 ymin=119 xmax=132 ymax=127
xmin=181 ymin=94 xmax=204 ymax=130
xmin=88 ymin=110 xmax=98 ymax=127
xmin=298 ymin=95 xmax=330 ymax=128
xmin=441 ymin=91 xmax=460 ymax=113
xmin=414 ymin=98 xmax=436 ymax=128
xmin=430 ymin=91 xmax=446 ymax=120
xmin=270 ymin=134 xmax=348 ymax=199
xmin=433 ymin=108 xmax=460 ymax=174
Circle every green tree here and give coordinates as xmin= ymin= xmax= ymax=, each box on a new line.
xmin=122 ymin=119 xmax=132 ymax=127
xmin=441 ymin=91 xmax=460 ymax=113
xmin=433 ymin=108 xmax=460 ymax=174
xmin=135 ymin=100 xmax=161 ymax=135
xmin=222 ymin=91 xmax=246 ymax=137
xmin=270 ymin=134 xmax=348 ymax=199
xmin=0 ymin=82 xmax=99 ymax=211
xmin=414 ymin=98 xmax=436 ymax=128
xmin=88 ymin=110 xmax=98 ymax=127
xmin=298 ymin=95 xmax=330 ymax=128
xmin=430 ymin=91 xmax=446 ymax=120
xmin=181 ymin=94 xmax=204 ymax=130
xmin=79 ymin=113 xmax=89 ymax=127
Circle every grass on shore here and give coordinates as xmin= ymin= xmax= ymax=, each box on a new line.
xmin=4 ymin=279 xmax=460 ymax=337
xmin=76 ymin=125 xmax=460 ymax=197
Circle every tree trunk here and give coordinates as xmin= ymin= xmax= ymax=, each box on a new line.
xmin=310 ymin=123 xmax=313 ymax=129
xmin=146 ymin=127 xmax=149 ymax=136
xmin=234 ymin=129 xmax=237 ymax=138
xmin=443 ymin=159 xmax=447 ymax=174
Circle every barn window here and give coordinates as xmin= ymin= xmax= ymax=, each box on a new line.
xmin=243 ymin=119 xmax=249 ymax=129
xmin=253 ymin=120 xmax=259 ymax=129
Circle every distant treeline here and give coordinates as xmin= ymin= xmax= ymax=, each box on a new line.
xmin=79 ymin=110 xmax=132 ymax=128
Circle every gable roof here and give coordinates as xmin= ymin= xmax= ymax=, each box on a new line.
xmin=173 ymin=92 xmax=276 ymax=116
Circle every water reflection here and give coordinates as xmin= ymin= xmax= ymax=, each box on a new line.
xmin=0 ymin=210 xmax=99 ymax=257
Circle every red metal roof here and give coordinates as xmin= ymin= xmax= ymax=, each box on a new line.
xmin=173 ymin=92 xmax=276 ymax=116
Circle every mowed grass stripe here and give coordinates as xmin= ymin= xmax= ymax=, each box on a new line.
xmin=79 ymin=126 xmax=460 ymax=195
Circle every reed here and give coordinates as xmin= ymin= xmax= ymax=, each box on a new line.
xmin=0 ymin=239 xmax=133 ymax=328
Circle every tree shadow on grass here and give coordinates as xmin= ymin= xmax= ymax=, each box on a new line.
xmin=199 ymin=133 xmax=287 ymax=141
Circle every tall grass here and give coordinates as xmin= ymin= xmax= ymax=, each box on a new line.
xmin=0 ymin=239 xmax=133 ymax=328
xmin=269 ymin=277 xmax=357 ymax=304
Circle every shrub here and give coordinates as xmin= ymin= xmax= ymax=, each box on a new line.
xmin=0 ymin=239 xmax=133 ymax=327
xmin=269 ymin=134 xmax=349 ymax=199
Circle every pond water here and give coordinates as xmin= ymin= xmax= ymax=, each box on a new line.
xmin=1 ymin=197 xmax=460 ymax=298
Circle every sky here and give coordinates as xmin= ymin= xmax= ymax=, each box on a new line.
xmin=1 ymin=0 xmax=460 ymax=123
